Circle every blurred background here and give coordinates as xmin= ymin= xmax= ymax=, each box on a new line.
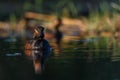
xmin=0 ymin=0 xmax=120 ymax=80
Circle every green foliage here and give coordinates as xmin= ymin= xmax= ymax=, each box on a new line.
xmin=23 ymin=2 xmax=33 ymax=12
xmin=100 ymin=1 xmax=110 ymax=15
xmin=34 ymin=0 xmax=43 ymax=12
xmin=9 ymin=14 xmax=17 ymax=30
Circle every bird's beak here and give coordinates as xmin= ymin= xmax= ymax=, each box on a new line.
xmin=34 ymin=29 xmax=39 ymax=34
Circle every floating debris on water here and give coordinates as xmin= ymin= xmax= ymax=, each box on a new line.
xmin=5 ymin=53 xmax=22 ymax=56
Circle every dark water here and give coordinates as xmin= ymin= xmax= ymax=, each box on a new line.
xmin=1 ymin=52 xmax=120 ymax=80
xmin=0 ymin=39 xmax=120 ymax=80
xmin=0 ymin=50 xmax=35 ymax=80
